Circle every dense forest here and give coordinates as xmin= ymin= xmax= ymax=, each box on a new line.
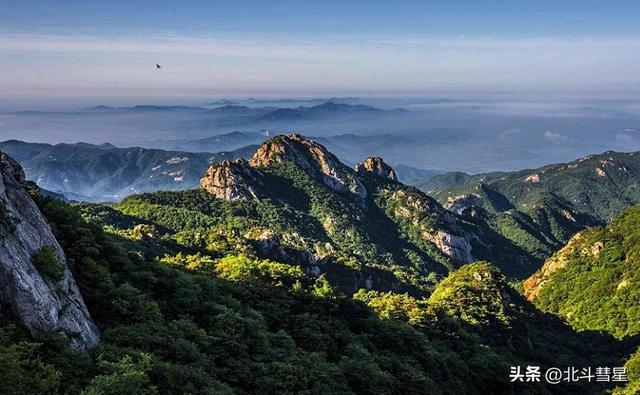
xmin=0 ymin=193 xmax=635 ymax=394
xmin=2 ymin=135 xmax=640 ymax=394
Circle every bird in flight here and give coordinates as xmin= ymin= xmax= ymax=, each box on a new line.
xmin=156 ymin=64 xmax=162 ymax=69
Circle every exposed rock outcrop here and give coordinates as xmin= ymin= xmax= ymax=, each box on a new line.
xmin=200 ymin=159 xmax=263 ymax=201
xmin=249 ymin=134 xmax=367 ymax=198
xmin=427 ymin=230 xmax=474 ymax=264
xmin=444 ymin=193 xmax=482 ymax=217
xmin=523 ymin=231 xmax=593 ymax=301
xmin=0 ymin=152 xmax=99 ymax=349
xmin=384 ymin=188 xmax=475 ymax=264
xmin=355 ymin=156 xmax=398 ymax=181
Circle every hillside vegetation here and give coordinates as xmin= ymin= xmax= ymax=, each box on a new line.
xmin=418 ymin=151 xmax=640 ymax=268
xmin=93 ymin=134 xmax=556 ymax=292
xmin=425 ymin=150 xmax=640 ymax=223
xmin=2 ymin=138 xmax=640 ymax=393
xmin=0 ymin=191 xmax=632 ymax=394
xmin=525 ymin=204 xmax=640 ymax=338
xmin=523 ymin=203 xmax=640 ymax=393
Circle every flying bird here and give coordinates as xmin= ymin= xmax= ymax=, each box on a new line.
xmin=156 ymin=64 xmax=162 ymax=69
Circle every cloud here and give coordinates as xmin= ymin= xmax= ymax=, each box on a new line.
xmin=1 ymin=33 xmax=640 ymax=95
xmin=405 ymin=99 xmax=640 ymax=118
xmin=543 ymin=131 xmax=571 ymax=143
xmin=498 ymin=128 xmax=523 ymax=141
xmin=615 ymin=128 xmax=640 ymax=144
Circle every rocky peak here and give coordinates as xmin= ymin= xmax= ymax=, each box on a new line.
xmin=200 ymin=159 xmax=262 ymax=201
xmin=0 ymin=152 xmax=99 ymax=350
xmin=355 ymin=156 xmax=398 ymax=181
xmin=249 ymin=134 xmax=367 ymax=198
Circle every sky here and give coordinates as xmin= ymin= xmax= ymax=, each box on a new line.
xmin=2 ymin=1 xmax=640 ymax=98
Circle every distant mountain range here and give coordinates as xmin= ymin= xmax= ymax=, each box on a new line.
xmin=82 ymin=104 xmax=208 ymax=113
xmin=159 ymin=130 xmax=273 ymax=152
xmin=157 ymin=130 xmax=404 ymax=153
xmin=0 ymin=140 xmax=256 ymax=201
xmin=155 ymin=131 xmax=447 ymax=179
xmin=81 ymin=101 xmax=398 ymax=122
xmin=205 ymin=97 xmax=361 ymax=107
xmin=392 ymin=164 xmax=443 ymax=184
xmin=260 ymin=102 xmax=386 ymax=121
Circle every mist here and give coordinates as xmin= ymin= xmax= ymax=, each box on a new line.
xmin=1 ymin=94 xmax=639 ymax=174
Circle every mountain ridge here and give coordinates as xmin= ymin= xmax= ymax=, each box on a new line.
xmin=423 ymin=150 xmax=640 ymax=222
xmin=523 ymin=203 xmax=640 ymax=338
xmin=108 ymin=134 xmax=549 ymax=294
xmin=2 ymin=137 xmax=639 ymax=392
xmin=0 ymin=140 xmax=258 ymax=201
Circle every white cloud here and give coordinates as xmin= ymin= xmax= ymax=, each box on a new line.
xmin=543 ymin=131 xmax=571 ymax=143
xmin=615 ymin=128 xmax=640 ymax=144
xmin=498 ymin=128 xmax=523 ymax=140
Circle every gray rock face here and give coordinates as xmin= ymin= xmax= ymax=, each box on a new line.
xmin=444 ymin=193 xmax=482 ymax=217
xmin=0 ymin=152 xmax=99 ymax=350
xmin=249 ymin=134 xmax=367 ymax=199
xmin=426 ymin=230 xmax=474 ymax=264
xmin=355 ymin=157 xmax=398 ymax=181
xmin=200 ymin=159 xmax=263 ymax=201
xmin=383 ymin=188 xmax=475 ymax=265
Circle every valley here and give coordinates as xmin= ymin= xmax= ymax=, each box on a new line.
xmin=2 ymin=124 xmax=640 ymax=395
xmin=3 ymin=2 xmax=640 ymax=393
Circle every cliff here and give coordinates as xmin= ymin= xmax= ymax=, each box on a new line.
xmin=0 ymin=152 xmax=99 ymax=349
xmin=200 ymin=159 xmax=263 ymax=201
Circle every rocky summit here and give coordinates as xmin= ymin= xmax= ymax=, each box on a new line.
xmin=249 ymin=133 xmax=367 ymax=198
xmin=200 ymin=159 xmax=263 ymax=201
xmin=355 ymin=156 xmax=398 ymax=181
xmin=180 ymin=134 xmax=536 ymax=283
xmin=0 ymin=152 xmax=99 ymax=349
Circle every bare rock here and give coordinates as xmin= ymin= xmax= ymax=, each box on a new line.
xmin=201 ymin=159 xmax=262 ymax=201
xmin=249 ymin=134 xmax=367 ymax=198
xmin=444 ymin=193 xmax=481 ymax=217
xmin=0 ymin=152 xmax=99 ymax=350
xmin=384 ymin=188 xmax=475 ymax=264
xmin=355 ymin=157 xmax=398 ymax=181
xmin=426 ymin=230 xmax=474 ymax=264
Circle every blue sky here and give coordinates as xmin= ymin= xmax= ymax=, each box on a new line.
xmin=2 ymin=1 xmax=640 ymax=97
xmin=3 ymin=1 xmax=640 ymax=37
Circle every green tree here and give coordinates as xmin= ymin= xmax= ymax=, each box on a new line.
xmin=32 ymin=246 xmax=65 ymax=281
xmin=82 ymin=354 xmax=156 ymax=395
